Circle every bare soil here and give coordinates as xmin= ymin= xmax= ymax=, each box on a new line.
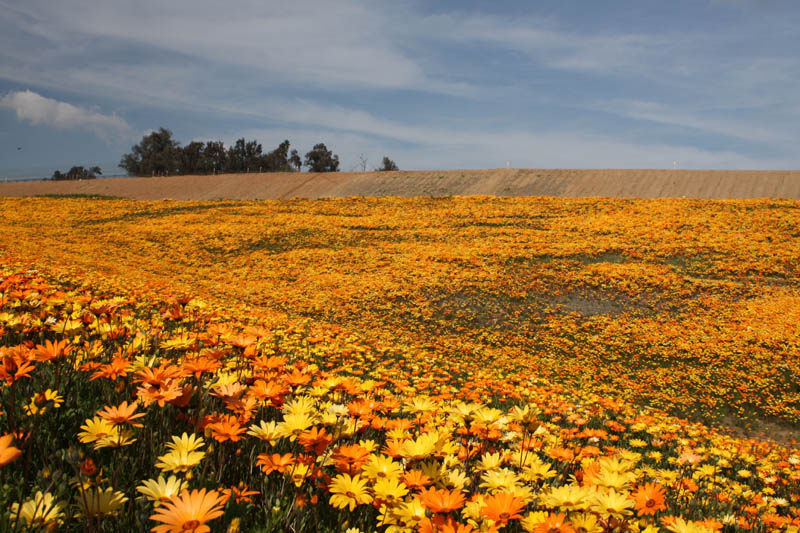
xmin=2 ymin=168 xmax=800 ymax=200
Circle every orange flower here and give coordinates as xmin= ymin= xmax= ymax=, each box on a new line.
xmin=481 ymin=492 xmax=526 ymax=525
xmin=0 ymin=433 xmax=22 ymax=467
xmin=250 ymin=355 xmax=286 ymax=371
xmin=247 ymin=380 xmax=288 ymax=407
xmin=633 ymin=482 xmax=667 ymax=516
xmin=403 ymin=469 xmax=432 ymax=490
xmin=182 ymin=357 xmax=221 ymax=379
xmin=80 ymin=457 xmax=97 ymax=476
xmin=137 ymin=381 xmax=182 ymax=407
xmin=32 ymin=339 xmax=71 ymax=362
xmin=222 ymin=482 xmax=259 ymax=504
xmin=331 ymin=444 xmax=371 ymax=475
xmin=285 ymin=369 xmax=311 ymax=387
xmin=89 ymin=357 xmax=130 ymax=381
xmin=677 ymin=449 xmax=704 ymax=466
xmin=298 ymin=427 xmax=332 ymax=455
xmin=419 ymin=516 xmax=475 ymax=533
xmin=534 ymin=513 xmax=575 ymax=533
xmin=417 ymin=487 xmax=466 ymax=514
xmin=206 ymin=415 xmax=246 ymax=442
xmin=98 ymin=401 xmax=146 ymax=428
xmin=256 ymin=453 xmax=295 ymax=475
xmin=0 ymin=355 xmax=35 ymax=385
xmin=135 ymin=363 xmax=185 ymax=386
xmin=150 ymin=489 xmax=226 ymax=533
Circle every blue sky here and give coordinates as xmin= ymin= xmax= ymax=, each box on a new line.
xmin=1 ymin=0 xmax=799 ymax=178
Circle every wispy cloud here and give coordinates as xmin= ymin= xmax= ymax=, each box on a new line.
xmin=1 ymin=1 xmax=798 ymax=172
xmin=0 ymin=90 xmax=130 ymax=138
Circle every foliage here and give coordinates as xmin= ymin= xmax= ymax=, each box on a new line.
xmin=377 ymin=156 xmax=399 ymax=171
xmin=304 ymin=143 xmax=340 ymax=173
xmin=119 ymin=127 xmax=181 ymax=177
xmin=119 ymin=129 xmax=304 ymax=177
xmin=51 ymin=166 xmax=102 ymax=181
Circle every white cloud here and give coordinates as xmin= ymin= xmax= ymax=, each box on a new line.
xmin=226 ymin=101 xmax=793 ymax=171
xmin=0 ymin=90 xmax=130 ymax=138
xmin=1 ymin=2 xmax=799 ymax=171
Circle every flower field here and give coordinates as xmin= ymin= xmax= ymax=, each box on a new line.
xmin=0 ymin=195 xmax=799 ymax=532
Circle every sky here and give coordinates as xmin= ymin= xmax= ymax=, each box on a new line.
xmin=1 ymin=0 xmax=799 ymax=178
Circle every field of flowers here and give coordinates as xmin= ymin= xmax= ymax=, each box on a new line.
xmin=0 ymin=195 xmax=799 ymax=532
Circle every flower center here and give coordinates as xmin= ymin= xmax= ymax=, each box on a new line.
xmin=182 ymin=520 xmax=201 ymax=530
xmin=646 ymin=499 xmax=656 ymax=508
xmin=346 ymin=491 xmax=356 ymax=499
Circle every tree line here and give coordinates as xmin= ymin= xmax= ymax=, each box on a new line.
xmin=117 ymin=128 xmax=399 ymax=177
xmin=51 ymin=166 xmax=102 ymax=181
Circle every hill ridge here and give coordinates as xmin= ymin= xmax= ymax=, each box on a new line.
xmin=2 ymin=168 xmax=800 ymax=200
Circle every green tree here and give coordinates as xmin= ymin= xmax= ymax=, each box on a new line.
xmin=202 ymin=141 xmax=227 ymax=174
xmin=227 ymin=138 xmax=264 ymax=173
xmin=119 ymin=128 xmax=180 ymax=176
xmin=261 ymin=140 xmax=295 ymax=172
xmin=52 ymin=166 xmax=101 ymax=181
xmin=304 ymin=143 xmax=340 ymax=172
xmin=377 ymin=156 xmax=399 ymax=171
xmin=289 ymin=149 xmax=302 ymax=171
xmin=179 ymin=141 xmax=205 ymax=175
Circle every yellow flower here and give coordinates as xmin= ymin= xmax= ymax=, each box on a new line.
xmin=462 ymin=494 xmax=486 ymax=522
xmin=76 ymin=487 xmax=128 ymax=518
xmin=503 ymin=483 xmax=535 ymax=505
xmin=522 ymin=459 xmax=556 ymax=482
xmin=278 ymin=412 xmax=317 ymax=441
xmin=393 ymin=497 xmax=427 ymax=527
xmin=289 ymin=462 xmax=311 ymax=488
xmin=155 ymin=450 xmax=206 ymax=474
xmin=283 ymin=395 xmax=317 ymax=416
xmin=477 ymin=451 xmax=504 ymax=471
xmin=473 ymin=407 xmax=505 ymax=425
xmin=570 ymin=513 xmax=604 ymax=533
xmin=10 ymin=491 xmax=66 ymax=528
xmin=448 ymin=401 xmax=481 ymax=424
xmin=362 ymin=454 xmax=403 ymax=480
xmin=404 ymin=396 xmax=438 ymax=415
xmin=646 ymin=451 xmax=663 ymax=462
xmin=247 ymin=420 xmax=282 ymax=444
xmin=166 ymin=433 xmax=205 ymax=454
xmin=599 ymin=456 xmax=637 ymax=473
xmin=664 ymin=517 xmax=715 ymax=533
xmin=329 ymin=473 xmax=373 ymax=511
xmin=480 ymin=468 xmax=521 ymax=492
xmin=400 ymin=432 xmax=438 ymax=461
xmin=520 ymin=511 xmax=549 ymax=532
xmin=78 ymin=416 xmax=117 ymax=444
xmin=24 ymin=388 xmax=63 ymax=415
xmin=540 ymin=484 xmax=594 ymax=512
xmin=444 ymin=469 xmax=471 ymax=491
xmin=94 ymin=428 xmax=137 ymax=450
xmin=594 ymin=469 xmax=636 ymax=490
xmin=373 ymin=477 xmax=409 ymax=502
xmin=137 ymin=475 xmax=187 ymax=506
xmin=590 ymin=488 xmax=634 ymax=519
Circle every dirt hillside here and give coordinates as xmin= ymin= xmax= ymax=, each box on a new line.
xmin=2 ymin=168 xmax=800 ymax=200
